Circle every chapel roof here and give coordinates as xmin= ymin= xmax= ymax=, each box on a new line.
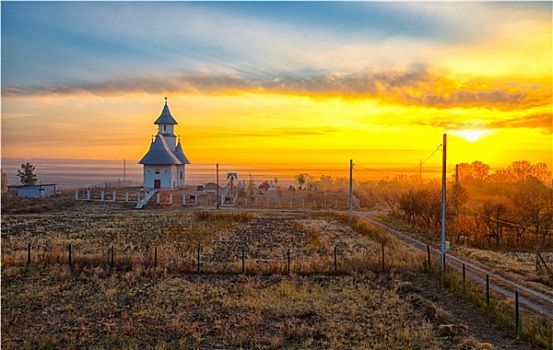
xmin=154 ymin=100 xmax=178 ymax=125
xmin=138 ymin=134 xmax=183 ymax=165
xmin=174 ymin=141 xmax=191 ymax=164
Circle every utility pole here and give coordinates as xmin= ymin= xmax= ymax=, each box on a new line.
xmin=349 ymin=159 xmax=353 ymax=221
xmin=441 ymin=134 xmax=447 ymax=270
xmin=419 ymin=158 xmax=422 ymax=184
xmin=216 ymin=163 xmax=220 ymax=210
xmin=455 ymin=164 xmax=460 ymax=215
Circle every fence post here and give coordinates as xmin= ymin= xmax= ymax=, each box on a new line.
xmin=75 ymin=190 xmax=79 ymax=200
xmin=486 ymin=274 xmax=490 ymax=308
xmin=125 ymin=192 xmax=129 ymax=202
xmin=169 ymin=194 xmax=173 ymax=205
xmin=197 ymin=245 xmax=201 ymax=272
xmin=137 ymin=192 xmax=141 ymax=202
xmin=27 ymin=243 xmax=31 ymax=264
xmin=515 ymin=290 xmax=520 ymax=338
xmin=462 ymin=263 xmax=466 ymax=288
xmin=334 ymin=246 xmax=337 ymax=273
xmin=101 ymin=191 xmax=105 ymax=201
xmin=112 ymin=191 xmax=116 ymax=202
xmin=427 ymin=245 xmax=431 ymax=271
xmin=156 ymin=193 xmax=160 ymax=203
xmin=154 ymin=247 xmax=157 ymax=268
xmin=68 ymin=243 xmax=72 ymax=267
xmin=287 ymin=249 xmax=291 ymax=275
xmin=87 ymin=190 xmax=91 ymax=200
xmin=242 ymin=246 xmax=245 ymax=274
xmin=381 ymin=243 xmax=385 ymax=272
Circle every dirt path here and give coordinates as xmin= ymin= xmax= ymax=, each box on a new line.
xmin=404 ymin=270 xmax=531 ymax=350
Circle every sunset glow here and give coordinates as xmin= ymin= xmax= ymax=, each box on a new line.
xmin=1 ymin=2 xmax=551 ymax=180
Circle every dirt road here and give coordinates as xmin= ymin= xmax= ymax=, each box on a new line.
xmin=358 ymin=213 xmax=553 ymax=319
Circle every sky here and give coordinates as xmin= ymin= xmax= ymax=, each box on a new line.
xmin=1 ymin=1 xmax=552 ymax=179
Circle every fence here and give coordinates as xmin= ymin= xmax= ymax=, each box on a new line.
xmin=6 ymin=241 xmax=392 ymax=277
xmin=74 ymin=189 xmax=357 ymax=210
xmin=424 ymin=249 xmax=553 ymax=349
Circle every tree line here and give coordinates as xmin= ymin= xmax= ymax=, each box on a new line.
xmin=392 ymin=160 xmax=552 ymax=250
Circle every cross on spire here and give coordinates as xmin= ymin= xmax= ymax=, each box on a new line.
xmin=164 ymin=96 xmax=168 ymax=105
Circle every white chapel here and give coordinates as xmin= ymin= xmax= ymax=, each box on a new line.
xmin=139 ymin=98 xmax=190 ymax=190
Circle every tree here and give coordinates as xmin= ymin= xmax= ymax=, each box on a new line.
xmin=481 ymin=200 xmax=509 ymax=246
xmin=457 ymin=161 xmax=490 ymax=183
xmin=247 ymin=174 xmax=255 ymax=200
xmin=494 ymin=160 xmax=552 ymax=184
xmin=17 ymin=162 xmax=37 ymax=186
xmin=1 ymin=171 xmax=8 ymax=192
xmin=294 ymin=173 xmax=311 ymax=187
xmin=509 ymin=177 xmax=553 ymax=245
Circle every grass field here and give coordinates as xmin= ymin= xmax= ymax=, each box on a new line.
xmin=0 ymin=207 xmax=541 ymax=349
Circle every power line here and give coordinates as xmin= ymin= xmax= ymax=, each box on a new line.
xmin=454 ymin=194 xmax=553 ymax=234
xmin=354 ymin=143 xmax=444 ymax=179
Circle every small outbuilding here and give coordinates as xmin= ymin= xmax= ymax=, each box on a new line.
xmin=8 ymin=184 xmax=57 ymax=198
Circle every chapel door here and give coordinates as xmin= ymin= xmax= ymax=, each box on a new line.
xmin=154 ymin=180 xmax=161 ymax=189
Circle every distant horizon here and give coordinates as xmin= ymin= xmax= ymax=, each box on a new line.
xmin=2 ymin=156 xmax=550 ymax=188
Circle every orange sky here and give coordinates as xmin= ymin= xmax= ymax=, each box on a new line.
xmin=2 ymin=2 xmax=552 ymax=178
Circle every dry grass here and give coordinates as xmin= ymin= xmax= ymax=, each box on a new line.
xmin=1 ymin=210 xmax=536 ymax=349
xmin=453 ymin=246 xmax=553 ymax=297
xmin=2 ymin=266 xmax=457 ymax=349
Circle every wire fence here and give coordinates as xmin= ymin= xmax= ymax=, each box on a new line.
xmin=4 ymin=241 xmax=392 ymax=277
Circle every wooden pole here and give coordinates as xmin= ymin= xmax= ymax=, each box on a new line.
xmin=515 ymin=290 xmax=520 ymax=339
xmin=334 ymin=246 xmax=337 ymax=273
xmin=427 ymin=245 xmax=431 ymax=271
xmin=440 ymin=134 xmax=447 ymax=270
xmin=27 ymin=243 xmax=31 ymax=264
xmin=349 ymin=159 xmax=353 ymax=221
xmin=287 ymin=249 xmax=291 ymax=275
xmin=197 ymin=245 xmax=201 ymax=272
xmin=241 ymin=247 xmax=245 ymax=274
xmin=68 ymin=243 xmax=72 ymax=267
xmin=216 ymin=163 xmax=220 ymax=210
xmin=486 ymin=274 xmax=490 ymax=308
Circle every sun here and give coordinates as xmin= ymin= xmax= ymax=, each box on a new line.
xmin=453 ymin=129 xmax=490 ymax=143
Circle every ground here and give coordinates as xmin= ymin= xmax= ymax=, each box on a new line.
xmin=1 ymin=208 xmax=546 ymax=349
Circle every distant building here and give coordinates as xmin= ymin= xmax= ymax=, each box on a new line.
xmin=8 ymin=184 xmax=57 ymax=198
xmin=139 ymin=98 xmax=191 ymax=190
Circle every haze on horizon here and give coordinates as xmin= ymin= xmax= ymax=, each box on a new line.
xmin=2 ymin=2 xmax=552 ymax=174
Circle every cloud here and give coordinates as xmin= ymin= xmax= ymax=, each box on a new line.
xmin=4 ymin=68 xmax=549 ymax=113
xmin=413 ymin=112 xmax=553 ymax=135
xmin=489 ymin=113 xmax=553 ymax=134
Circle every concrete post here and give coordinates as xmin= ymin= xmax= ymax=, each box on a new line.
xmin=112 ymin=191 xmax=116 ymax=202
xmin=87 ymin=191 xmax=91 ymax=200
xmin=75 ymin=190 xmax=79 ymax=200
xmin=137 ymin=192 xmax=141 ymax=202
xmin=156 ymin=193 xmax=160 ymax=203
xmin=125 ymin=192 xmax=129 ymax=202
xmin=101 ymin=191 xmax=105 ymax=201
xmin=169 ymin=194 xmax=173 ymax=204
